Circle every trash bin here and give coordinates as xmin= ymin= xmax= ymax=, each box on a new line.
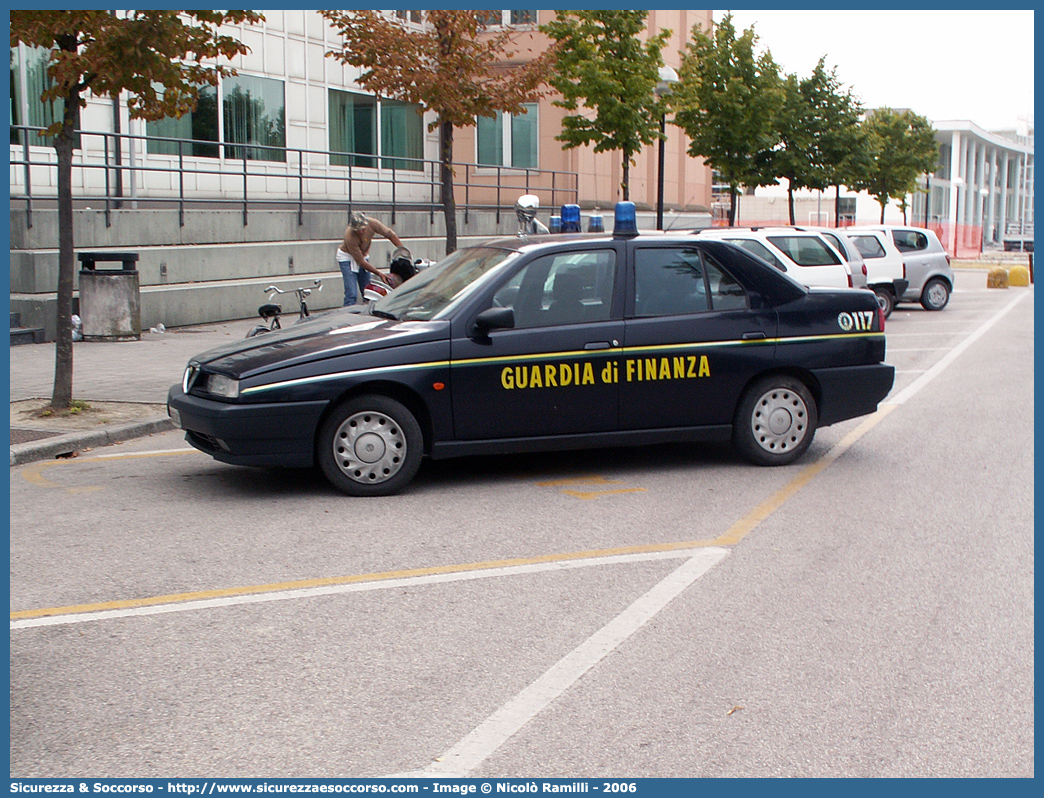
xmin=78 ymin=251 xmax=141 ymax=341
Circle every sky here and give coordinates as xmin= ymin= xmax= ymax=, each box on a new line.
xmin=718 ymin=9 xmax=1034 ymax=133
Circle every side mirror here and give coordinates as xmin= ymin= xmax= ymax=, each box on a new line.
xmin=472 ymin=307 xmax=514 ymax=337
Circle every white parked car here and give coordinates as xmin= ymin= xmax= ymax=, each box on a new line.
xmin=841 ymin=228 xmax=910 ymax=317
xmin=847 ymin=226 xmax=955 ymax=311
xmin=694 ymin=227 xmax=854 ymax=290
xmin=800 ymin=227 xmax=869 ymax=290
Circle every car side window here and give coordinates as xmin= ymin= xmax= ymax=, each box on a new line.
xmin=892 ymin=230 xmax=928 ymax=252
xmin=766 ymin=235 xmax=842 ymax=266
xmin=726 ymin=239 xmax=786 ymax=271
xmin=850 ymin=235 xmax=886 ymax=259
xmin=493 ymin=249 xmax=616 ymax=328
xmin=634 ymin=248 xmax=711 ymax=317
xmin=821 ymin=232 xmax=850 ymax=261
xmin=702 ymin=252 xmax=748 ymax=311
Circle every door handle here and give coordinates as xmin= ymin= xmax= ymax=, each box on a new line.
xmin=742 ymin=331 xmax=766 ymax=340
xmin=584 ymin=341 xmax=611 ymax=350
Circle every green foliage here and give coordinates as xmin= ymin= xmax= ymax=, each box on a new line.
xmin=9 ymin=10 xmax=260 ymax=409
xmin=9 ymin=11 xmax=262 ymax=130
xmin=322 ymin=10 xmax=554 ymax=131
xmin=770 ymin=58 xmax=863 ymax=223
xmin=322 ymin=10 xmax=555 ymax=252
xmin=540 ymin=10 xmax=671 ymax=199
xmin=848 ymin=107 xmax=939 ymax=221
xmin=672 ymin=13 xmax=782 ymax=223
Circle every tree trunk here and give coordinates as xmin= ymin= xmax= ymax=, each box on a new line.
xmin=879 ymin=202 xmax=887 ymax=223
xmin=787 ymin=184 xmax=796 ymax=226
xmin=834 ymin=185 xmax=840 ymax=227
xmin=439 ymin=120 xmax=457 ymax=255
xmin=51 ymin=98 xmax=79 ymax=409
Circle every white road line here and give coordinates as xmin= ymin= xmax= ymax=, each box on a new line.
xmin=413 ymin=548 xmax=729 ymax=777
xmin=11 ymin=548 xmax=710 ymax=630
xmin=889 ymin=292 xmax=1027 ymax=406
xmin=887 ymin=347 xmax=952 ymax=352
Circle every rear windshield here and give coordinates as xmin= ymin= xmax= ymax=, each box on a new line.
xmin=766 ymin=235 xmax=842 ymax=267
xmin=849 ymin=235 xmax=887 ymax=259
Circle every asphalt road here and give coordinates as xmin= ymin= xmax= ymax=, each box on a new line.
xmin=9 ymin=280 xmax=1034 ymax=778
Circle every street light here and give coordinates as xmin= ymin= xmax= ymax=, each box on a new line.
xmin=655 ymin=65 xmax=679 ymax=230
xmin=951 ymin=176 xmax=965 ymax=255
xmin=979 ymin=187 xmax=990 ymax=252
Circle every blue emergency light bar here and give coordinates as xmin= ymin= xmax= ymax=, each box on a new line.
xmin=613 ymin=202 xmax=638 ymax=237
xmin=560 ymin=204 xmax=582 ymax=233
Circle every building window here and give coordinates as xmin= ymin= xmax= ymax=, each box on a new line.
xmin=480 ymin=10 xmax=538 ymax=26
xmin=393 ymin=10 xmax=423 ymax=24
xmin=10 ymin=44 xmax=78 ymax=147
xmin=477 ymin=104 xmax=538 ymax=169
xmin=146 ymin=83 xmax=219 ymax=158
xmin=330 ymin=89 xmax=423 ymax=171
xmin=146 ymin=76 xmax=283 ymax=161
xmin=329 ymin=89 xmax=376 ymax=168
xmin=380 ymin=98 xmax=423 ymax=171
xmin=223 ymin=75 xmax=285 ymax=162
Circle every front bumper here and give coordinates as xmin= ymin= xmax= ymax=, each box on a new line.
xmin=812 ymin=363 xmax=895 ymax=427
xmin=167 ymin=385 xmax=329 ymax=468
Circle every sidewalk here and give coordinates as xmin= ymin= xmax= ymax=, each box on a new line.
xmin=9 ymin=317 xmax=252 ymax=466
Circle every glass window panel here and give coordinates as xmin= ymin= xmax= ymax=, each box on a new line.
xmin=146 ymin=84 xmax=218 ymax=157
xmin=634 ymin=248 xmax=710 ymax=317
xmin=477 ymin=112 xmax=504 ymax=166
xmin=12 ymin=45 xmax=76 ymax=147
xmin=510 ymin=103 xmax=538 ymax=168
xmin=702 ymin=252 xmax=748 ymax=310
xmin=510 ymin=10 xmax=538 ymax=25
xmin=726 ymin=239 xmax=785 ymax=271
xmin=329 ymin=89 xmax=376 ymax=168
xmin=223 ymin=74 xmax=285 ymax=162
xmin=380 ymin=98 xmax=423 ymax=171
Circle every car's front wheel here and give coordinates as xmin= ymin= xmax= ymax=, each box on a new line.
xmin=317 ymin=395 xmax=423 ymax=496
xmin=920 ymin=278 xmax=951 ymax=311
xmin=733 ymin=376 xmax=818 ymax=466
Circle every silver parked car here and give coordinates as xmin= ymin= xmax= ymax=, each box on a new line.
xmin=850 ymin=226 xmax=955 ymax=311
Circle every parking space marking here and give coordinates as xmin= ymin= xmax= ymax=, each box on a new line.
xmin=12 ymin=547 xmax=719 ymax=630
xmin=18 ymin=447 xmax=199 ymax=492
xmin=411 ymin=548 xmax=729 ymax=778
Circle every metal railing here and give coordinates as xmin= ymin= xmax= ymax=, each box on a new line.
xmin=9 ymin=125 xmax=579 ymax=230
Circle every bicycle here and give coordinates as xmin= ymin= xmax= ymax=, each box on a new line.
xmin=246 ymin=279 xmax=322 ymax=337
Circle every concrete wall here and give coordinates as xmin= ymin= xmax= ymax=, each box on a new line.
xmin=11 ymin=205 xmax=711 ymax=341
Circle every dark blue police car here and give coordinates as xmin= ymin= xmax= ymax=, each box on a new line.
xmin=167 ymin=204 xmax=894 ymax=496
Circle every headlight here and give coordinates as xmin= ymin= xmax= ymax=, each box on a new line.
xmin=206 ymin=373 xmax=240 ymax=399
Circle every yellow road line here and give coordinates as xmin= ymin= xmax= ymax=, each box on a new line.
xmin=12 ymin=407 xmax=896 ymax=623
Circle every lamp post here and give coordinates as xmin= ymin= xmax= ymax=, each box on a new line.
xmin=923 ymin=172 xmax=934 ymax=229
xmin=654 ymin=65 xmax=679 ymax=231
xmin=979 ymin=187 xmax=989 ymax=253
xmin=951 ymin=176 xmax=964 ymax=256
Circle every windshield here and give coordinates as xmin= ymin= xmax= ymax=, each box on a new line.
xmin=372 ymin=246 xmax=518 ymax=321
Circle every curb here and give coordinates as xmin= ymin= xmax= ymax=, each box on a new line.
xmin=10 ymin=417 xmax=175 ymax=467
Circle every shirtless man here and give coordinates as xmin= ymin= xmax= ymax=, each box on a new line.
xmin=336 ymin=211 xmax=406 ymax=305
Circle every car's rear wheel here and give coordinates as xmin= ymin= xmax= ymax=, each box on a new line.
xmin=733 ymin=376 xmax=817 ymax=466
xmin=920 ymin=278 xmax=950 ymax=310
xmin=872 ymin=287 xmax=895 ymax=318
xmin=317 ymin=395 xmax=423 ymax=496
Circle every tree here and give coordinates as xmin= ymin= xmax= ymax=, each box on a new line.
xmin=322 ymin=10 xmax=555 ymax=254
xmin=848 ymin=107 xmax=938 ymax=223
xmin=539 ymin=10 xmax=671 ymax=201
xmin=770 ymin=58 xmax=863 ymax=225
xmin=9 ymin=10 xmax=260 ymax=410
xmin=672 ymin=13 xmax=782 ymax=225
